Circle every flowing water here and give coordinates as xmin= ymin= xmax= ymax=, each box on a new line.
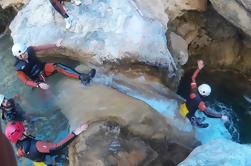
xmin=0 ymin=34 xmax=180 ymax=165
xmin=3 ymin=32 xmax=247 ymax=165
xmin=178 ymin=69 xmax=251 ymax=143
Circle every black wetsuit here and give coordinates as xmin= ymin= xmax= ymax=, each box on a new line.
xmin=1 ymin=99 xmax=25 ymax=122
xmin=15 ymin=46 xmax=45 ymax=81
xmin=16 ymin=132 xmax=77 ymax=165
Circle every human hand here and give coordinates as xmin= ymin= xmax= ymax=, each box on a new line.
xmin=197 ymin=60 xmax=204 ymax=70
xmin=73 ymin=123 xmax=88 ymax=135
xmin=38 ymin=82 xmax=50 ymax=90
xmin=221 ymin=115 xmax=228 ymax=122
xmin=56 ymin=39 xmax=63 ymax=48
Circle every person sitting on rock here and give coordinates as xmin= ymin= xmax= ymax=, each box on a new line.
xmin=0 ymin=94 xmax=28 ymax=122
xmin=49 ymin=0 xmax=82 ymax=29
xmin=5 ymin=121 xmax=88 ymax=165
xmin=11 ymin=40 xmax=96 ymax=90
xmin=179 ymin=60 xmax=228 ymax=128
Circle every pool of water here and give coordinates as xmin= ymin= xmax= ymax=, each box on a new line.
xmin=177 ymin=69 xmax=251 ymax=143
xmin=0 ymin=34 xmax=73 ymax=165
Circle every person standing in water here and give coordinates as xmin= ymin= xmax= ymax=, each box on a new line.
xmin=12 ymin=40 xmax=96 ymax=90
xmin=179 ymin=60 xmax=228 ymax=128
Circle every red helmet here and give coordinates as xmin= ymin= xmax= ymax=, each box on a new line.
xmin=5 ymin=121 xmax=25 ymax=144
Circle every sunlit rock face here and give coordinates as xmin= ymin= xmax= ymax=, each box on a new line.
xmin=69 ymin=122 xmax=158 ymax=166
xmin=133 ymin=0 xmax=207 ymax=24
xmin=179 ymin=139 xmax=251 ymax=166
xmin=69 ymin=121 xmax=191 ymax=166
xmin=0 ymin=0 xmax=28 ymax=8
xmin=9 ymin=0 xmax=178 ymax=71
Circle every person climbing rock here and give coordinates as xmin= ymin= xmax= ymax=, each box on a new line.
xmin=12 ymin=40 xmax=96 ymax=90
xmin=0 ymin=94 xmax=28 ymax=122
xmin=49 ymin=0 xmax=82 ymax=29
xmin=5 ymin=121 xmax=88 ymax=165
xmin=179 ymin=60 xmax=228 ymax=128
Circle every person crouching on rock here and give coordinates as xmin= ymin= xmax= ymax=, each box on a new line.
xmin=5 ymin=121 xmax=88 ymax=165
xmin=179 ymin=60 xmax=228 ymax=128
xmin=12 ymin=40 xmax=96 ymax=90
xmin=49 ymin=0 xmax=82 ymax=29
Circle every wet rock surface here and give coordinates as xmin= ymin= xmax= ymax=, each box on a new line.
xmin=0 ymin=6 xmax=17 ymax=33
xmin=9 ymin=0 xmax=176 ymax=71
xmin=69 ymin=121 xmax=191 ymax=166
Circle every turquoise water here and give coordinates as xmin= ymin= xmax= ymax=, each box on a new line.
xmin=0 ymin=34 xmax=73 ymax=165
xmin=178 ymin=69 xmax=251 ymax=143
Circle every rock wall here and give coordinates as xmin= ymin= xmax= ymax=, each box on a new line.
xmin=168 ymin=5 xmax=251 ymax=77
xmin=69 ymin=121 xmax=191 ymax=166
xmin=209 ymin=0 xmax=251 ymax=37
xmin=10 ymin=0 xmax=177 ymax=71
xmin=0 ymin=0 xmax=28 ymax=8
xmin=179 ymin=139 xmax=251 ymax=166
xmin=0 ymin=6 xmax=17 ymax=33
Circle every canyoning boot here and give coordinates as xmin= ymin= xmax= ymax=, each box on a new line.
xmin=79 ymin=69 xmax=96 ymax=85
xmin=196 ymin=123 xmax=209 ymax=128
xmin=196 ymin=117 xmax=206 ymax=124
xmin=190 ymin=117 xmax=209 ymax=128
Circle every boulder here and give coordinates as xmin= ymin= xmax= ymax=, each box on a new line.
xmin=0 ymin=0 xmax=28 ymax=8
xmin=10 ymin=0 xmax=176 ymax=70
xmin=179 ymin=139 xmax=251 ymax=166
xmin=210 ymin=0 xmax=251 ymax=37
xmin=68 ymin=122 xmax=158 ymax=166
xmin=133 ymin=0 xmax=207 ymax=25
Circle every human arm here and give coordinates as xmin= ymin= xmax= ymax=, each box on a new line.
xmin=16 ymin=71 xmax=49 ymax=90
xmin=31 ymin=39 xmax=63 ymax=52
xmin=36 ymin=124 xmax=88 ymax=153
xmin=191 ymin=60 xmax=204 ymax=90
xmin=16 ymin=71 xmax=38 ymax=88
xmin=198 ymin=102 xmax=222 ymax=118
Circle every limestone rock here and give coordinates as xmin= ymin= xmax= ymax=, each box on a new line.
xmin=69 ymin=121 xmax=191 ymax=166
xmin=133 ymin=0 xmax=207 ymax=25
xmin=10 ymin=0 xmax=176 ymax=70
xmin=0 ymin=0 xmax=28 ymax=8
xmin=69 ymin=122 xmax=158 ymax=166
xmin=236 ymin=0 xmax=251 ymax=12
xmin=169 ymin=32 xmax=188 ymax=65
xmin=56 ymin=80 xmax=172 ymax=139
xmin=179 ymin=139 xmax=251 ymax=166
xmin=210 ymin=0 xmax=251 ymax=37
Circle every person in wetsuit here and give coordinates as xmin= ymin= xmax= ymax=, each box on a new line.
xmin=5 ymin=121 xmax=88 ymax=165
xmin=11 ymin=41 xmax=96 ymax=90
xmin=49 ymin=0 xmax=82 ymax=29
xmin=0 ymin=94 xmax=27 ymax=122
xmin=184 ymin=60 xmax=228 ymax=128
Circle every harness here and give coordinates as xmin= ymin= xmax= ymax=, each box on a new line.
xmin=16 ymin=136 xmax=45 ymax=162
xmin=185 ymin=92 xmax=202 ymax=118
xmin=15 ymin=47 xmax=45 ymax=80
